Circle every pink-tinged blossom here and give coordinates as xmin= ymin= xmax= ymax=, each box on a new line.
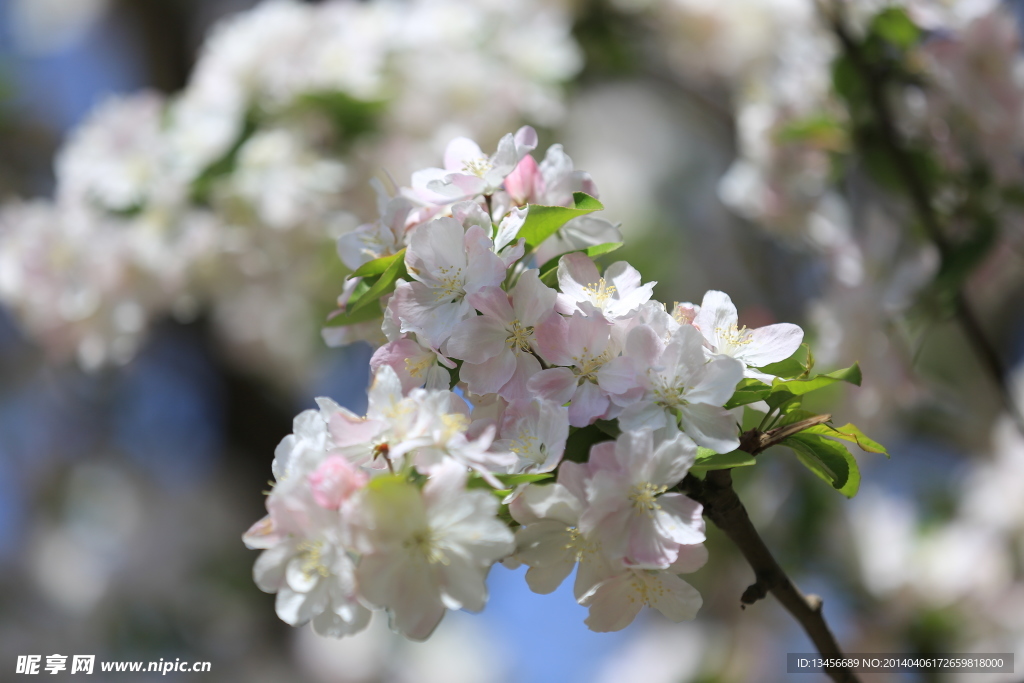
xmin=352 ymin=462 xmax=514 ymax=640
xmin=247 ymin=472 xmax=371 ymax=638
xmin=579 ymin=429 xmax=705 ymax=567
xmin=424 ymin=126 xmax=538 ymax=201
xmin=492 ymin=206 xmax=527 ymax=267
xmin=336 ymin=196 xmax=411 ymax=271
xmin=502 ymin=144 xmax=600 ymax=209
xmin=370 ymin=337 xmax=454 ymax=393
xmin=253 ymin=532 xmax=372 ymax=637
xmin=327 ymin=365 xmax=427 ymax=468
xmin=272 ymin=397 xmax=346 ymax=481
xmin=411 ymin=390 xmax=516 ymax=487
xmin=447 ymin=200 xmax=524 ymax=265
xmin=391 ymin=218 xmax=506 ymax=348
xmin=503 ymin=144 xmax=620 ymax=264
xmin=556 ymin=253 xmax=655 ymax=319
xmin=529 ymin=309 xmax=639 ymax=427
xmin=692 ymin=290 xmax=803 ymax=382
xmin=446 ymin=269 xmax=557 ymax=401
xmin=494 ymin=399 xmax=570 ymax=473
xmin=673 ymin=301 xmax=699 ymax=326
xmin=509 ymin=465 xmax=614 ymax=598
xmin=580 ymin=546 xmax=708 ymax=632
xmin=308 ymin=455 xmax=369 ymax=510
xmin=503 ymin=152 xmax=542 ymax=206
xmin=614 ymin=300 xmax=681 ymax=343
xmin=620 ymin=324 xmax=745 ymax=453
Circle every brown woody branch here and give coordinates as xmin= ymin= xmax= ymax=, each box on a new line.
xmin=682 ymin=416 xmax=860 ymax=683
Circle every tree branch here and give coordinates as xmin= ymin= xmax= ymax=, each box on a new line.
xmin=739 ymin=414 xmax=832 ymax=454
xmin=825 ymin=1 xmax=1024 ymax=436
xmin=682 ymin=417 xmax=860 ymax=683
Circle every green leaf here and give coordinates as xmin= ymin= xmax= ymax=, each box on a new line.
xmin=870 ymin=7 xmax=920 ymax=50
xmin=691 ymin=449 xmax=756 ymax=474
xmin=774 ymin=409 xmax=820 ymax=427
xmin=190 ymin=111 xmax=258 ymax=204
xmin=771 ymin=363 xmax=862 ymax=397
xmin=741 ymin=406 xmax=765 ymax=432
xmin=784 ymin=434 xmax=861 ymax=497
xmin=351 ymin=249 xmax=406 ymax=278
xmin=832 ymin=55 xmax=867 ymax=109
xmin=466 ymin=472 xmax=553 ymax=491
xmin=563 ymin=423 xmax=613 ymax=463
xmin=348 ymin=251 xmax=408 ymax=313
xmin=803 ymin=423 xmax=889 ymax=458
xmin=323 ymin=300 xmax=384 ymax=327
xmin=775 ymin=115 xmax=848 ymax=152
xmin=765 ymin=388 xmax=798 ymax=412
xmin=501 ymin=473 xmax=553 ymax=487
xmin=538 ymin=241 xmax=623 ymax=285
xmin=581 ymin=241 xmax=622 ymax=258
xmin=757 ymin=343 xmax=813 ymax=379
xmin=723 ymin=378 xmax=771 ymax=410
xmin=593 ymin=419 xmax=621 ymax=439
xmin=519 ymin=193 xmax=604 ymax=249
xmin=298 ymin=91 xmax=384 ymax=144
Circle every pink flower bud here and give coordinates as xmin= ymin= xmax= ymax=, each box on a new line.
xmin=308 ymin=456 xmax=368 ymax=510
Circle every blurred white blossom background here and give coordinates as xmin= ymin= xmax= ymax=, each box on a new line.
xmin=1 ymin=0 xmax=1024 ymax=681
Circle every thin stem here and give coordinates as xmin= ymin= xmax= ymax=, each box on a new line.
xmin=826 ymin=1 xmax=1024 ymax=435
xmin=683 ymin=414 xmax=860 ymax=683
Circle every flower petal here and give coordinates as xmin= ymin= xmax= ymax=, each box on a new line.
xmin=740 ymin=322 xmax=804 ymax=367
xmin=582 ymin=573 xmax=644 ymax=632
xmin=527 ymin=367 xmax=577 ymax=405
xmin=679 ymin=403 xmax=739 ymax=453
xmin=447 ymin=315 xmax=509 ymax=364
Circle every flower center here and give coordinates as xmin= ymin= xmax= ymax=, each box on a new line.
xmin=440 ymin=412 xmax=470 ymax=441
xmin=296 ymin=540 xmax=331 ymax=579
xmin=650 ymin=373 xmax=688 ymax=409
xmin=509 ymin=427 xmax=545 ymax=466
xmin=505 ymin=319 xmax=535 ymax=353
xmin=563 ymin=526 xmax=598 ymax=563
xmin=461 ymin=157 xmax=493 ymax=178
xmin=571 ymin=346 xmax=610 ymax=383
xmin=434 ymin=265 xmax=465 ymax=301
xmin=628 ymin=482 xmax=668 ymax=517
xmin=583 ymin=278 xmax=617 ymax=307
xmin=404 ymin=528 xmax=449 ymax=565
xmin=628 ymin=571 xmax=667 ymax=607
xmin=404 ymin=354 xmax=433 ymax=379
xmin=717 ymin=323 xmax=753 ymax=349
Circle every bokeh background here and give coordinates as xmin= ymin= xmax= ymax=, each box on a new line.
xmin=1 ymin=0 xmax=1024 ymax=681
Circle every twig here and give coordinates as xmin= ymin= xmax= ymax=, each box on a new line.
xmin=740 ymin=414 xmax=832 ymax=454
xmin=826 ymin=1 xmax=1024 ymax=436
xmin=682 ymin=415 xmax=860 ymax=683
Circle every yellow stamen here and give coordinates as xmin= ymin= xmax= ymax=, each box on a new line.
xmin=405 ymin=355 xmax=433 ymax=378
xmin=628 ymin=482 xmax=668 ymax=517
xmin=461 ymin=157 xmax=494 ymax=177
xmin=434 ymin=265 xmax=465 ymax=301
xmin=717 ymin=323 xmax=753 ymax=347
xmin=403 ymin=529 xmax=450 ymax=565
xmin=583 ymin=278 xmax=617 ymax=306
xmin=296 ymin=540 xmax=331 ymax=579
xmin=505 ymin=319 xmax=535 ymax=353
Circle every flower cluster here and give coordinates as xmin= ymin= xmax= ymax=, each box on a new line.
xmin=247 ymin=128 xmax=805 ymax=639
xmin=0 ymin=0 xmax=580 ymax=377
